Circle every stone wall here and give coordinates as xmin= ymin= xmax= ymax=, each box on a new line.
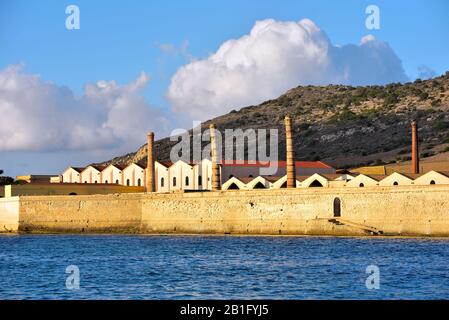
xmin=140 ymin=186 xmax=449 ymax=236
xmin=18 ymin=194 xmax=142 ymax=233
xmin=1 ymin=185 xmax=448 ymax=236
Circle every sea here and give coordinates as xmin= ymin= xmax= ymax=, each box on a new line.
xmin=0 ymin=235 xmax=448 ymax=300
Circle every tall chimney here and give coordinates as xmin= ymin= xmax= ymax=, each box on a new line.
xmin=210 ymin=124 xmax=221 ymax=191
xmin=146 ymin=132 xmax=155 ymax=192
xmin=284 ymin=116 xmax=296 ymax=188
xmin=411 ymin=121 xmax=419 ymax=174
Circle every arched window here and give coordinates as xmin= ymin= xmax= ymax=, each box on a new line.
xmin=105 ymin=180 xmax=108 ymax=184
xmin=228 ymin=183 xmax=240 ymax=190
xmin=333 ymin=198 xmax=341 ymax=217
xmin=198 ymin=176 xmax=202 ymax=186
xmin=161 ymin=177 xmax=165 ymax=187
xmin=115 ymin=179 xmax=119 ymax=184
xmin=309 ymin=180 xmax=324 ymax=187
xmin=137 ymin=178 xmax=141 ymax=186
xmin=249 ymin=175 xmax=254 ymax=178
xmin=393 ymin=181 xmax=398 ymax=186
xmin=430 ymin=180 xmax=436 ymax=185
xmin=173 ymin=177 xmax=177 ymax=187
xmin=253 ymin=182 xmax=266 ymax=189
xmin=359 ymin=183 xmax=365 ymax=187
xmin=185 ymin=176 xmax=189 ymax=186
xmin=94 ymin=181 xmax=98 ymax=184
xmin=84 ymin=181 xmax=88 ymax=184
xmin=68 ymin=192 xmax=78 ymax=196
xmin=229 ymin=175 xmax=234 ymax=179
xmin=126 ymin=179 xmax=130 ymax=186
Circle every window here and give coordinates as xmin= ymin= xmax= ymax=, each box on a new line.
xmin=198 ymin=176 xmax=202 ymax=186
xmin=393 ymin=181 xmax=398 ymax=186
xmin=229 ymin=175 xmax=234 ymax=179
xmin=161 ymin=178 xmax=165 ymax=187
xmin=126 ymin=179 xmax=130 ymax=186
xmin=94 ymin=181 xmax=98 ymax=184
xmin=309 ymin=180 xmax=324 ymax=187
xmin=249 ymin=175 xmax=254 ymax=178
xmin=228 ymin=183 xmax=240 ymax=190
xmin=185 ymin=176 xmax=189 ymax=186
xmin=115 ymin=180 xmax=119 ymax=184
xmin=173 ymin=177 xmax=177 ymax=187
xmin=253 ymin=182 xmax=266 ymax=189
xmin=359 ymin=183 xmax=365 ymax=187
xmin=137 ymin=178 xmax=141 ymax=186
xmin=105 ymin=180 xmax=108 ymax=184
xmin=430 ymin=180 xmax=436 ymax=185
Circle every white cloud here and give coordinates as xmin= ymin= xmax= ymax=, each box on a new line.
xmin=167 ymin=18 xmax=408 ymax=120
xmin=0 ymin=65 xmax=169 ymax=151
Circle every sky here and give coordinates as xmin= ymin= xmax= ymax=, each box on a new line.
xmin=1 ymin=0 xmax=448 ymax=177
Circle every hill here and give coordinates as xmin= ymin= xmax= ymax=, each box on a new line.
xmin=97 ymin=72 xmax=449 ymax=169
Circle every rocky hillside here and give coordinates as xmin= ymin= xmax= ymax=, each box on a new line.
xmin=98 ymin=72 xmax=449 ymax=169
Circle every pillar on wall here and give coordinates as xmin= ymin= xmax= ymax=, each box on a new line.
xmin=210 ymin=124 xmax=221 ymax=191
xmin=146 ymin=132 xmax=155 ymax=192
xmin=411 ymin=121 xmax=420 ymax=174
xmin=284 ymin=116 xmax=296 ymax=188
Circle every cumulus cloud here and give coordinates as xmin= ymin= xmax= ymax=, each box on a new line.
xmin=167 ymin=18 xmax=408 ymax=120
xmin=0 ymin=64 xmax=168 ymax=151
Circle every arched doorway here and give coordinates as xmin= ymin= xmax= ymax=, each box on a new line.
xmin=227 ymin=183 xmax=240 ymax=190
xmin=333 ymin=198 xmax=341 ymax=217
xmin=253 ymin=182 xmax=266 ymax=189
xmin=309 ymin=180 xmax=324 ymax=187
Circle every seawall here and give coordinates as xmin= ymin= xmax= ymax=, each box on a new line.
xmin=1 ymin=185 xmax=448 ymax=237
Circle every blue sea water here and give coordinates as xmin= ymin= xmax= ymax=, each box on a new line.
xmin=0 ymin=235 xmax=448 ymax=300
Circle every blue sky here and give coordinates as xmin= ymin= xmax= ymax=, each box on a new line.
xmin=1 ymin=0 xmax=448 ymax=177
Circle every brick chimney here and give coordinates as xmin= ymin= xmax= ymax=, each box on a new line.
xmin=146 ymin=132 xmax=155 ymax=192
xmin=411 ymin=121 xmax=420 ymax=174
xmin=284 ymin=116 xmax=296 ymax=188
xmin=209 ymin=124 xmax=221 ymax=191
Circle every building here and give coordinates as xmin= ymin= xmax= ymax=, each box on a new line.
xmin=80 ymin=165 xmax=105 ymax=184
xmin=101 ymin=164 xmax=126 ymax=185
xmin=61 ymin=167 xmax=83 ymax=183
xmin=16 ymin=175 xmax=57 ymax=184
xmin=122 ymin=163 xmax=146 ymax=187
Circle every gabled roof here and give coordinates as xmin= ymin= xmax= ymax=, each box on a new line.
xmin=435 ymin=171 xmax=449 ymax=178
xmin=362 ymin=174 xmax=389 ymax=182
xmin=219 ymin=160 xmax=333 ymax=169
xmin=123 ymin=163 xmax=146 ymax=170
xmin=104 ymin=164 xmax=126 ymax=171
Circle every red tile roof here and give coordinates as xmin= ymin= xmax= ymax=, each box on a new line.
xmin=220 ymin=160 xmax=333 ymax=169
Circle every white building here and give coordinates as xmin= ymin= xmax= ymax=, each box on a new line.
xmin=61 ymin=167 xmax=83 ymax=183
xmin=80 ymin=165 xmax=105 ymax=184
xmin=59 ymin=159 xmax=336 ymax=192
xmin=122 ymin=163 xmax=146 ymax=187
xmin=101 ymin=164 xmax=125 ymax=184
